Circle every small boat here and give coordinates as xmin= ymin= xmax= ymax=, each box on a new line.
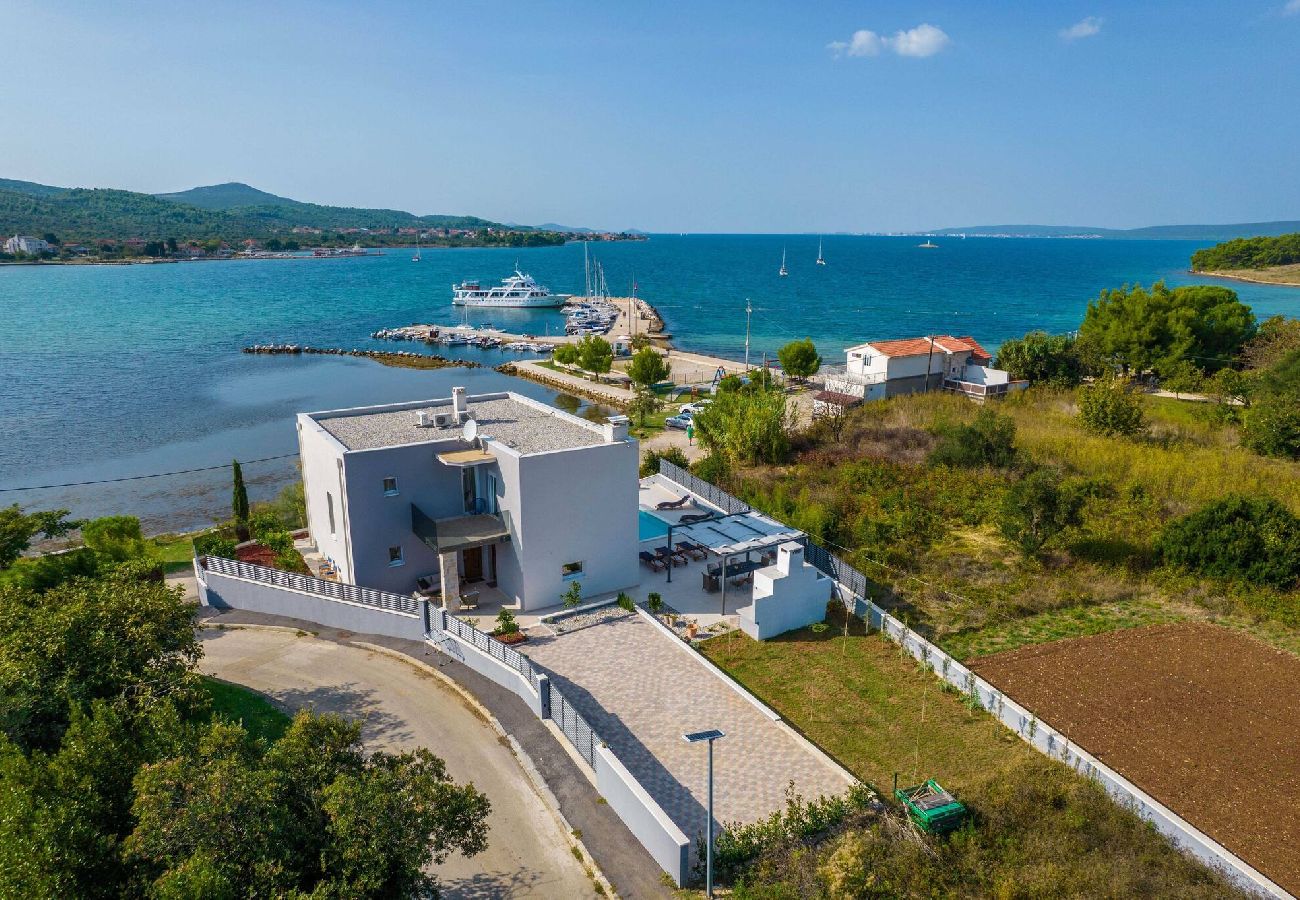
xmin=919 ymin=240 xmax=939 ymax=249
xmin=816 ymin=237 xmax=826 ymax=266
xmin=779 ymin=246 xmax=788 ymax=277
xmin=412 ymin=236 xmax=421 ymax=262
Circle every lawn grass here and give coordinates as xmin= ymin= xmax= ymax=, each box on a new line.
xmin=942 ymin=598 xmax=1188 ymax=660
xmin=201 ymin=675 xmax=290 ymax=744
xmin=700 ymin=620 xmax=1031 ymax=792
xmin=150 ymin=532 xmax=200 ymax=575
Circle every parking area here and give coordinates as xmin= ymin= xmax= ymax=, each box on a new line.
xmin=522 ymin=610 xmax=855 ymax=840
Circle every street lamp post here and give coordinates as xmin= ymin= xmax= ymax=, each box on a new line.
xmin=683 ymin=728 xmax=726 ymax=897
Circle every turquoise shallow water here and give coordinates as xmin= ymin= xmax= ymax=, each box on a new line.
xmin=1 ymin=236 xmax=1296 ymax=531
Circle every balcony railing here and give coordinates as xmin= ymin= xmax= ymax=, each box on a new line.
xmin=412 ymin=503 xmax=513 ymax=554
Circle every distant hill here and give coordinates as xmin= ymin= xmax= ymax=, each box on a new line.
xmin=154 ymin=182 xmax=298 ymax=210
xmin=929 ymin=221 xmax=1300 ymax=241
xmin=0 ymin=177 xmax=508 ymax=242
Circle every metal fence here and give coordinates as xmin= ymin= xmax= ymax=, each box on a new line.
xmin=441 ymin=610 xmax=602 ymax=768
xmin=657 ymin=460 xmax=752 ymax=515
xmin=443 ymin=611 xmax=538 ymax=683
xmin=551 ymin=689 xmax=599 ymax=767
xmin=201 ymin=556 xmax=419 ymax=615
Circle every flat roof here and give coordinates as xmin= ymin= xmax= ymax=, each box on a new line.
xmin=312 ymin=394 xmax=608 ymax=455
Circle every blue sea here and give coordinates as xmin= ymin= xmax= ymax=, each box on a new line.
xmin=1 ymin=236 xmax=1297 ymax=532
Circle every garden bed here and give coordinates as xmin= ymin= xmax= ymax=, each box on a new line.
xmin=971 ymin=622 xmax=1300 ymax=894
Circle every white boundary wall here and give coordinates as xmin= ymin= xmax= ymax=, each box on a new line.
xmin=840 ymin=586 xmax=1290 ymax=899
xmin=595 ymin=745 xmax=691 ymax=886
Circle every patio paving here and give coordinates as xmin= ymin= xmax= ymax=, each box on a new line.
xmin=520 ymin=611 xmax=855 ymax=841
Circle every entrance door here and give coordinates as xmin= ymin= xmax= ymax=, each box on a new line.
xmin=462 ymin=546 xmax=484 ymax=583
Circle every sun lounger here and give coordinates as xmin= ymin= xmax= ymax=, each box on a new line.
xmin=656 ymin=495 xmax=692 ymax=510
xmin=640 ymin=551 xmax=667 ymax=571
xmin=676 ymin=541 xmax=707 ymax=561
xmin=655 ymin=545 xmax=687 ymax=566
xmin=678 ymin=512 xmax=715 ymax=525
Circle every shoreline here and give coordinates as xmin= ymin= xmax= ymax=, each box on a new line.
xmin=1192 ymin=267 xmax=1300 ymax=287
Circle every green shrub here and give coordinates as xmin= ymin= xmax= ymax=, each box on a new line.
xmin=995 ymin=331 xmax=1087 ymax=386
xmin=1240 ymin=395 xmax=1300 ymax=459
xmin=81 ymin=515 xmax=148 ymax=564
xmin=494 ymin=607 xmax=519 ymax=635
xmin=647 ymin=592 xmax=664 ymax=614
xmin=999 ymin=471 xmax=1085 ymax=557
xmin=193 ymin=532 xmax=237 ymax=559
xmin=691 ymin=451 xmax=732 ymax=486
xmin=1077 ymin=375 xmax=1145 ymax=437
xmin=561 ymin=580 xmax=583 ymax=608
xmin=552 ymin=344 xmax=579 ymax=366
xmin=928 ymin=408 xmax=1017 ymax=469
xmin=1156 ymin=495 xmax=1300 ymax=588
xmin=640 ymin=446 xmax=690 ymax=478
xmin=616 ymin=592 xmax=635 ymax=613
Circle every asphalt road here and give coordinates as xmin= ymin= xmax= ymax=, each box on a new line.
xmin=199 ymin=626 xmax=599 ymax=899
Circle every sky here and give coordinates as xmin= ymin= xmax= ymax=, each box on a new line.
xmin=2 ymin=1 xmax=1299 ymax=233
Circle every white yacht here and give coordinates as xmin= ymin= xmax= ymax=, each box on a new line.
xmin=451 ymin=270 xmax=568 ymax=308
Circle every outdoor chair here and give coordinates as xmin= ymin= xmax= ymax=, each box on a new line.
xmin=640 ymin=551 xmax=667 ymax=572
xmin=702 ymin=569 xmax=721 ymax=593
xmin=656 ymin=494 xmax=692 ymax=510
xmin=678 ymin=512 xmax=714 ymax=525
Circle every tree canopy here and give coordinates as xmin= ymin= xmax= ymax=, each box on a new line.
xmin=693 ymin=384 xmax=790 ymax=467
xmin=777 ymin=338 xmax=822 ymax=380
xmin=1157 ymin=496 xmax=1300 ymax=588
xmin=1077 ymin=374 xmax=1146 ymax=437
xmin=0 ymin=505 xmax=79 ymax=570
xmin=626 ymin=347 xmax=670 ymax=387
xmin=575 ymin=335 xmax=613 ymax=374
xmin=1078 ymin=282 xmax=1255 ymax=377
xmin=994 ymin=331 xmax=1087 ymax=386
xmin=1191 ymin=232 xmax=1300 ymax=271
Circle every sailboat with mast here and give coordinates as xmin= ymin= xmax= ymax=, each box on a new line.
xmin=412 ymin=235 xmax=421 ymax=262
xmin=816 ymin=237 xmax=826 ymax=266
xmin=778 ymin=246 xmax=788 ymax=277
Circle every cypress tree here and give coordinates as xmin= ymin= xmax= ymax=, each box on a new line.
xmin=232 ymin=459 xmax=250 ymax=537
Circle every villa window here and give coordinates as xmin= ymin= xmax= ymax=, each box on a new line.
xmin=383 ymin=476 xmax=399 ymax=496
xmin=561 ymin=560 xmax=584 ymax=580
xmin=388 ymin=545 xmax=404 ymax=567
xmin=326 ymin=492 xmax=336 ymax=536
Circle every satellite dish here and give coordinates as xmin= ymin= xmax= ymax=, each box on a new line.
xmin=461 ymin=417 xmax=478 ymax=443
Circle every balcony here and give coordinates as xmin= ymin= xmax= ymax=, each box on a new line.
xmin=411 ymin=503 xmax=512 ymax=553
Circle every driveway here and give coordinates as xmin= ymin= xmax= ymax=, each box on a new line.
xmin=200 ymin=627 xmax=599 ymax=899
xmin=523 ymin=612 xmax=855 ymax=842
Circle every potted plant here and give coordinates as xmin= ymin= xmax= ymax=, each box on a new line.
xmin=493 ymin=607 xmax=526 ymax=645
xmin=686 ymin=619 xmax=699 ymax=640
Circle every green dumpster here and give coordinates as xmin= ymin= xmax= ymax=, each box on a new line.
xmin=894 ymin=776 xmax=968 ymax=835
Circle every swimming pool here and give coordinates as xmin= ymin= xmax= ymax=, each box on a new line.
xmin=638 ymin=509 xmax=671 ymax=541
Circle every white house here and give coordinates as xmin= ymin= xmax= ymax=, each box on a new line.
xmin=823 ymin=335 xmax=1027 ymax=401
xmin=4 ymin=235 xmax=53 ymax=255
xmin=297 ymin=388 xmax=639 ymax=610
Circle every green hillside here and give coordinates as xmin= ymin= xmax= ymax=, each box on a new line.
xmin=0 ymin=178 xmax=512 ymax=243
xmin=154 ymin=181 xmax=298 ymax=209
xmin=1191 ymin=233 xmax=1300 ymax=271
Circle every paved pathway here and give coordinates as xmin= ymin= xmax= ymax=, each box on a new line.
xmin=200 ymin=627 xmax=600 ymax=899
xmin=522 ymin=613 xmax=855 ymax=841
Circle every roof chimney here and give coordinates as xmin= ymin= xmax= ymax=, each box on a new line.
xmin=604 ymin=414 xmax=630 ymax=443
xmin=452 ymin=386 xmax=469 ymax=422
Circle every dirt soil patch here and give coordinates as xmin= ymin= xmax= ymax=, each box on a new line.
xmin=971 ymin=622 xmax=1300 ymax=894
xmin=235 ymin=543 xmax=276 ymax=567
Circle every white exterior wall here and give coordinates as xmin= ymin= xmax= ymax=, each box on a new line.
xmin=297 ymin=416 xmax=353 ymax=582
xmin=512 ymin=441 xmax=639 ymax=610
xmin=342 ymin=440 xmax=468 ymax=594
xmin=846 ymin=347 xmax=888 ymax=378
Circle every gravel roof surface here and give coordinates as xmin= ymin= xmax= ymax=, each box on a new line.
xmin=316 ymin=396 xmax=606 ymax=454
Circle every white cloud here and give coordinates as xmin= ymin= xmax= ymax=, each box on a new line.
xmin=828 ymin=23 xmax=950 ymax=59
xmin=1284 ymin=0 xmax=1300 ymax=16
xmin=1060 ymin=16 xmax=1103 ymax=40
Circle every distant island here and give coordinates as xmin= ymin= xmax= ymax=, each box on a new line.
xmin=922 ymin=221 xmax=1300 ymax=241
xmin=1190 ymin=232 xmax=1300 ymax=286
xmin=0 ymin=178 xmax=644 ymax=263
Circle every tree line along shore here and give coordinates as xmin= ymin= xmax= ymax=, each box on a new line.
xmin=1191 ymin=231 xmax=1300 ymax=285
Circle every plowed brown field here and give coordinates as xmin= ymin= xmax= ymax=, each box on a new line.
xmin=971 ymin=622 xmax=1300 ymax=894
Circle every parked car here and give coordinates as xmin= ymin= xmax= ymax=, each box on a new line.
xmin=665 ymin=412 xmax=694 ymax=429
xmin=678 ymin=398 xmax=713 ymax=415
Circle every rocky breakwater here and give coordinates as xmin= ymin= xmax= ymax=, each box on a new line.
xmin=243 ymin=344 xmax=478 ymax=370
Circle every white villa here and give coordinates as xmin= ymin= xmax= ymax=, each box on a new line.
xmin=820 ymin=334 xmax=1028 ymax=405
xmin=297 ymin=388 xmax=638 ymax=610
xmin=4 ymin=234 xmax=53 ymax=255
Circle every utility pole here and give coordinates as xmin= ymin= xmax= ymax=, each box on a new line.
xmin=744 ymin=298 xmax=753 ymax=370
xmin=924 ymin=335 xmax=936 ymax=393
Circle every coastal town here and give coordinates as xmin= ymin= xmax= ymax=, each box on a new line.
xmin=5 ymin=6 xmax=1300 ymax=900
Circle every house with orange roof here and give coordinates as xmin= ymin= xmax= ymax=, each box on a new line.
xmin=820 ymin=335 xmax=1027 ymax=406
